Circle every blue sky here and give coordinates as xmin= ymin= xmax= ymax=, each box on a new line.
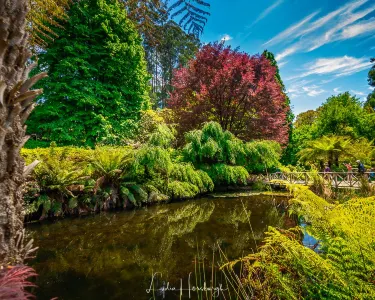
xmin=200 ymin=0 xmax=375 ymax=116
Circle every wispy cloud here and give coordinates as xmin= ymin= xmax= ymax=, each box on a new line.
xmin=371 ymin=46 xmax=375 ymax=50
xmin=251 ymin=0 xmax=284 ymax=26
xmin=278 ymin=61 xmax=288 ymax=68
xmin=351 ymin=90 xmax=366 ymax=96
xmin=289 ymin=55 xmax=373 ymax=79
xmin=309 ymin=2 xmax=375 ymax=51
xmin=303 ymin=85 xmax=326 ymax=97
xmin=341 ymin=17 xmax=375 ymax=39
xmin=333 ymin=87 xmax=342 ymax=94
xmin=220 ymin=34 xmax=232 ymax=42
xmin=286 ymin=80 xmax=325 ymax=98
xmin=263 ymin=11 xmax=319 ymax=46
xmin=275 ymin=46 xmax=299 ymax=61
xmin=269 ymin=0 xmax=375 ymax=61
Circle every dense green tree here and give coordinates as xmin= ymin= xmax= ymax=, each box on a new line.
xmin=366 ymin=92 xmax=375 ymax=111
xmin=27 ymin=0 xmax=151 ymax=147
xmin=298 ymin=135 xmax=373 ymax=168
xmin=365 ymin=58 xmax=375 ymax=110
xmin=368 ymin=58 xmax=375 ymax=88
xmin=263 ymin=50 xmax=294 ymax=164
xmin=314 ymin=92 xmax=364 ymax=138
xmin=263 ymin=50 xmax=294 ymax=127
xmin=294 ymin=110 xmax=319 ymax=128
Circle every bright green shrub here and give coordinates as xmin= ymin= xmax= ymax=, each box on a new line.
xmin=245 ymin=140 xmax=282 ymax=173
xmin=31 ymin=151 xmax=89 ymax=217
xmin=22 ymin=146 xmax=93 ymax=166
xmin=184 ymin=122 xmax=246 ymax=165
xmin=205 ymin=164 xmax=249 ymax=186
xmin=183 ymin=122 xmax=281 ymax=186
xmin=129 ymin=120 xmax=214 ymax=200
xmin=169 ymin=163 xmax=214 ymax=193
xmin=167 ymin=181 xmax=199 ymax=199
xmin=133 ymin=145 xmax=173 ymax=178
xmin=148 ymin=124 xmax=176 ymax=148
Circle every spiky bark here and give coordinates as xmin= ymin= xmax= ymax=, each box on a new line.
xmin=0 ymin=0 xmax=45 ymax=264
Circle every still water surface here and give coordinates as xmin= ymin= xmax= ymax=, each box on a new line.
xmin=27 ymin=194 xmax=291 ymax=299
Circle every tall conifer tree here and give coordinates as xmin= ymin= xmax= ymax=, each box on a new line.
xmin=263 ymin=50 xmax=294 ymax=163
xmin=27 ymin=0 xmax=150 ymax=146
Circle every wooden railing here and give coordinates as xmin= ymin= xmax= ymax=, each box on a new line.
xmin=257 ymin=172 xmax=374 ymax=189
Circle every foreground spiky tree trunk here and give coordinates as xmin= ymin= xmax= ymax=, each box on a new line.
xmin=0 ymin=0 xmax=46 ymax=264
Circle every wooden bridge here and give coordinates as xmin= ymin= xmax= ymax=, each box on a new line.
xmin=257 ymin=172 xmax=374 ymax=189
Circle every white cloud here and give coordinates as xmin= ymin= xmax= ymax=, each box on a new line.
xmin=220 ymin=34 xmax=232 ymax=42
xmin=265 ymin=0 xmax=375 ymax=60
xmin=263 ymin=11 xmax=319 ymax=46
xmin=278 ymin=61 xmax=288 ymax=68
xmin=333 ymin=87 xmax=342 ymax=94
xmin=309 ymin=1 xmax=375 ymax=50
xmin=302 ymin=85 xmax=326 ymax=97
xmin=351 ymin=89 xmax=366 ymax=96
xmin=289 ymin=55 xmax=372 ymax=79
xmin=341 ymin=17 xmax=375 ymax=39
xmin=286 ymin=79 xmax=313 ymax=94
xmin=275 ymin=46 xmax=299 ymax=61
xmin=286 ymin=80 xmax=325 ymax=98
xmin=251 ymin=0 xmax=284 ymax=26
xmin=370 ymin=87 xmax=375 ymax=90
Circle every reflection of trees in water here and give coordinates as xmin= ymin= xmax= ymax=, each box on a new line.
xmin=28 ymin=197 xmax=287 ymax=298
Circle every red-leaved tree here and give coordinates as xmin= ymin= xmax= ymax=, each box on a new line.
xmin=168 ymin=43 xmax=290 ymax=144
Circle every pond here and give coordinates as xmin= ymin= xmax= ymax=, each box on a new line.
xmin=27 ymin=193 xmax=292 ymax=300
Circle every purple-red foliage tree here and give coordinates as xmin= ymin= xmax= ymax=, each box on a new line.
xmin=168 ymin=42 xmax=290 ymax=144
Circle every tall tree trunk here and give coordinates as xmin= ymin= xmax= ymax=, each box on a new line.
xmin=0 ymin=0 xmax=46 ymax=264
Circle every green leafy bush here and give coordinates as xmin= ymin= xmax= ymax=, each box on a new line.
xmin=183 ymin=122 xmax=281 ymax=185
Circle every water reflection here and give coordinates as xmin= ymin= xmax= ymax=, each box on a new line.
xmin=27 ymin=195 xmax=290 ymax=299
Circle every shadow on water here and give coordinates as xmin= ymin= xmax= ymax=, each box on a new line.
xmin=26 ymin=194 xmax=292 ymax=299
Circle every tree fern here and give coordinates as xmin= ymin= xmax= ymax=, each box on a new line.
xmin=27 ymin=0 xmax=71 ymax=49
xmin=168 ymin=0 xmax=210 ymax=36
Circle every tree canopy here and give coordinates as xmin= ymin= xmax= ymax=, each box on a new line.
xmin=365 ymin=58 xmax=375 ymax=110
xmin=314 ymin=92 xmax=364 ymax=138
xmin=168 ymin=43 xmax=290 ymax=144
xmin=27 ymin=0 xmax=151 ymax=147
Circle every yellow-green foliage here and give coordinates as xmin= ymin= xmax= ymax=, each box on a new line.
xmin=133 ymin=145 xmax=173 ymax=177
xmin=22 ymin=146 xmax=92 ymax=166
xmin=167 ymin=181 xmax=199 ymax=199
xmin=169 ymin=163 xmax=214 ymax=193
xmin=298 ymin=135 xmax=374 ymax=166
xmin=183 ymin=122 xmax=281 ymax=185
xmin=245 ymin=140 xmax=282 ymax=173
xmin=184 ymin=121 xmax=246 ymax=165
xmin=28 ymin=148 xmax=89 ymax=216
xmin=89 ymin=147 xmax=133 ymax=181
xmin=22 ymin=138 xmax=215 ymax=216
xmin=148 ymin=124 xmax=176 ymax=148
xmin=224 ymin=185 xmax=375 ymax=299
xmin=207 ymin=164 xmax=249 ymax=186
